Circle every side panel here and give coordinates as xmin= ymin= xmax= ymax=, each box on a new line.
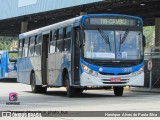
xmin=54 ymin=53 xmax=64 ymax=86
xmin=17 ymin=56 xmax=42 ymax=85
xmin=47 ymin=53 xmax=56 ymax=85
xmin=17 ymin=57 xmax=28 ymax=84
xmin=47 ymin=52 xmax=71 ymax=86
xmin=33 ymin=56 xmax=42 ymax=85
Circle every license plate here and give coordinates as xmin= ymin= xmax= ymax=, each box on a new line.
xmin=110 ymin=78 xmax=121 ymax=82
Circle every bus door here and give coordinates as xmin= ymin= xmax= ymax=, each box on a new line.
xmin=71 ymin=27 xmax=80 ymax=85
xmin=42 ymin=32 xmax=50 ymax=85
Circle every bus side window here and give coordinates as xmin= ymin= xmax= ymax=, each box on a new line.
xmin=22 ymin=38 xmax=29 ymax=57
xmin=49 ymin=30 xmax=56 ymax=53
xmin=28 ymin=36 xmax=35 ymax=57
xmin=34 ymin=34 xmax=42 ymax=56
xmin=56 ymin=29 xmax=63 ymax=53
xmin=64 ymin=26 xmax=71 ymax=52
xmin=18 ymin=39 xmax=23 ymax=58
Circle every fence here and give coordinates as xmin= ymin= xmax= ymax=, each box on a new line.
xmin=144 ymin=46 xmax=160 ymax=90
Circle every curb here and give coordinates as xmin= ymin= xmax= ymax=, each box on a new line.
xmin=130 ymin=87 xmax=160 ymax=93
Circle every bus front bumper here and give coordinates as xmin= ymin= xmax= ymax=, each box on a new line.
xmin=80 ymin=72 xmax=144 ymax=87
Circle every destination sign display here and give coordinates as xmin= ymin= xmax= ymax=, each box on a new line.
xmin=84 ymin=17 xmax=141 ymax=26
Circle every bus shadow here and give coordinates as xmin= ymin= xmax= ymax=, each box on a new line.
xmin=24 ymin=90 xmax=114 ymax=98
xmin=23 ymin=90 xmax=145 ymax=98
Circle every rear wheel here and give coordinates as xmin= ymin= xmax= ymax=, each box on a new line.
xmin=113 ymin=87 xmax=124 ymax=96
xmin=31 ymin=72 xmax=47 ymax=93
xmin=65 ymin=74 xmax=76 ymax=97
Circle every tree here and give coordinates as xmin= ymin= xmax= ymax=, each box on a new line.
xmin=143 ymin=26 xmax=155 ymax=52
xmin=0 ymin=36 xmax=18 ymax=50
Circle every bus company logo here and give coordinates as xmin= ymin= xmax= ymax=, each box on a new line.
xmin=9 ymin=92 xmax=18 ymax=101
xmin=122 ymin=67 xmax=132 ymax=72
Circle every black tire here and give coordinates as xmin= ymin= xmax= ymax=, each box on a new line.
xmin=41 ymin=87 xmax=47 ymax=93
xmin=76 ymin=88 xmax=84 ymax=94
xmin=65 ymin=74 xmax=76 ymax=97
xmin=113 ymin=87 xmax=124 ymax=96
xmin=30 ymin=72 xmax=41 ymax=93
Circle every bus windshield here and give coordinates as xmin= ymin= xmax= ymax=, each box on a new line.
xmin=83 ymin=29 xmax=143 ymax=60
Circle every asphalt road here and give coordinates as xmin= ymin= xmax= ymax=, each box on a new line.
xmin=0 ymin=82 xmax=160 ymax=120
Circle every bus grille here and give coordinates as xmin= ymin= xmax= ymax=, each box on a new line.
xmin=94 ymin=61 xmax=134 ymax=67
xmin=99 ymin=72 xmax=131 ymax=75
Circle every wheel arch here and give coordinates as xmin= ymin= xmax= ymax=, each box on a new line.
xmin=62 ymin=68 xmax=69 ymax=86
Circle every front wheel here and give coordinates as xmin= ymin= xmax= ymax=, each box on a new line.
xmin=76 ymin=88 xmax=84 ymax=94
xmin=113 ymin=87 xmax=124 ymax=96
xmin=65 ymin=75 xmax=76 ymax=97
xmin=41 ymin=87 xmax=47 ymax=93
xmin=31 ymin=72 xmax=41 ymax=93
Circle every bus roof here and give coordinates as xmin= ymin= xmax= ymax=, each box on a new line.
xmin=19 ymin=14 xmax=142 ymax=39
xmin=19 ymin=16 xmax=82 ymax=39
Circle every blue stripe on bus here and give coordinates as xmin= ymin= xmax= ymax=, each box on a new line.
xmin=80 ymin=57 xmax=144 ymax=75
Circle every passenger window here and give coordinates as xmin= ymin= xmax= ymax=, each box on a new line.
xmin=24 ymin=38 xmax=29 ymax=47
xmin=34 ymin=35 xmax=42 ymax=56
xmin=22 ymin=38 xmax=29 ymax=57
xmin=49 ymin=31 xmax=56 ymax=53
xmin=56 ymin=29 xmax=63 ymax=53
xmin=64 ymin=26 xmax=71 ymax=52
xmin=66 ymin=27 xmax=71 ymax=38
xmin=36 ymin=35 xmax=42 ymax=44
xmin=51 ymin=31 xmax=55 ymax=41
xmin=58 ymin=28 xmax=63 ymax=40
xmin=30 ymin=36 xmax=35 ymax=45
xmin=28 ymin=36 xmax=35 ymax=57
xmin=64 ymin=38 xmax=71 ymax=52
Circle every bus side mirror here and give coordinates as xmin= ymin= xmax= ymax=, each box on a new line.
xmin=143 ymin=35 xmax=146 ymax=47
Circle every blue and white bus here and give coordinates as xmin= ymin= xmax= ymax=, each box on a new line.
xmin=0 ymin=51 xmax=17 ymax=79
xmin=18 ymin=14 xmax=145 ymax=97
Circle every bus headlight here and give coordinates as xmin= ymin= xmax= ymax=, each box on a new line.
xmin=82 ymin=64 xmax=89 ymax=71
xmin=82 ymin=64 xmax=98 ymax=77
xmin=132 ymin=66 xmax=144 ymax=76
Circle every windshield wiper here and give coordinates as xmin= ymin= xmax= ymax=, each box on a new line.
xmin=97 ymin=27 xmax=111 ymax=51
xmin=119 ymin=28 xmax=129 ymax=51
